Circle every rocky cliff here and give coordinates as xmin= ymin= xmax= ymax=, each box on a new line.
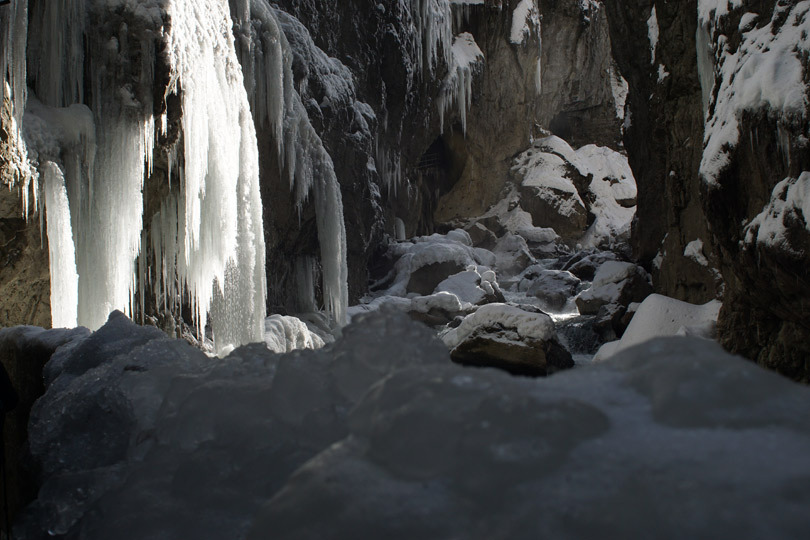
xmin=605 ymin=0 xmax=810 ymax=381
xmin=603 ymin=0 xmax=721 ymax=304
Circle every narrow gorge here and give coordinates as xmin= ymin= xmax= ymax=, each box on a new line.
xmin=1 ymin=0 xmax=810 ymax=537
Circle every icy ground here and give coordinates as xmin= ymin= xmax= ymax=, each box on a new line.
xmin=6 ymin=310 xmax=810 ymax=539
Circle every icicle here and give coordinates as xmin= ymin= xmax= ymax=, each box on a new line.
xmin=162 ymin=0 xmax=267 ymax=351
xmin=294 ymin=256 xmax=317 ymax=313
xmin=438 ymin=32 xmax=484 ymax=134
xmin=1 ymin=0 xmax=35 ymax=218
xmin=41 ymin=161 xmax=79 ymax=328
xmin=1 ymin=0 xmax=29 ymax=127
xmin=235 ymin=2 xmax=349 ymax=328
xmin=535 ymin=21 xmax=543 ymax=95
xmin=313 ymin=163 xmax=348 ymax=327
xmin=410 ymin=0 xmax=454 ymax=73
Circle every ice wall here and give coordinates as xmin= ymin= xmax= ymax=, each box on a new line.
xmin=16 ymin=0 xmax=267 ymax=351
xmin=152 ymin=0 xmax=267 ymax=349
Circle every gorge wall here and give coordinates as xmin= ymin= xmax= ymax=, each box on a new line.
xmin=605 ymin=0 xmax=810 ymax=381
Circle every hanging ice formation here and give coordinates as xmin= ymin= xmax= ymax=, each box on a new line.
xmin=438 ymin=32 xmax=484 ymax=134
xmin=41 ymin=162 xmax=79 ymax=328
xmin=232 ymin=0 xmax=348 ymax=327
xmin=13 ymin=0 xmax=266 ymax=351
xmin=1 ymin=0 xmax=35 ymax=216
xmin=411 ymin=0 xmax=454 ymax=74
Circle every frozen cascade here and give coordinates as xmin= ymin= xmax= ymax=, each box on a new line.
xmin=438 ymin=32 xmax=484 ymax=134
xmin=410 ymin=0 xmax=454 ymax=74
xmin=18 ymin=0 xmax=266 ymax=350
xmin=233 ymin=1 xmax=348 ymax=327
xmin=150 ymin=0 xmax=267 ymax=349
xmin=41 ymin=162 xmax=79 ymax=328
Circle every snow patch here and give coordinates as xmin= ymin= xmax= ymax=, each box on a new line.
xmin=684 ymin=239 xmax=709 ymax=266
xmin=510 ymin=0 xmax=540 ymax=45
xmin=647 ymin=6 xmax=659 ymax=64
xmin=595 ymin=294 xmax=721 ymax=361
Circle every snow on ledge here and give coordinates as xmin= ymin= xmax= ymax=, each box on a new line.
xmin=744 ymin=172 xmax=810 ymax=253
xmin=510 ymin=0 xmax=540 ymax=45
xmin=699 ymin=1 xmax=810 ymax=187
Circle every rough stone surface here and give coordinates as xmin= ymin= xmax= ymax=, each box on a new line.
xmin=0 ymin=98 xmax=51 ymax=328
xmin=450 ymin=327 xmax=574 ymax=377
xmin=605 ymin=0 xmax=810 ymax=381
xmin=435 ymin=0 xmax=622 ymax=224
xmin=603 ymin=0 xmax=721 ymax=303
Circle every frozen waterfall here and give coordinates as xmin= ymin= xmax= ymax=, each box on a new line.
xmin=15 ymin=0 xmax=267 ymax=351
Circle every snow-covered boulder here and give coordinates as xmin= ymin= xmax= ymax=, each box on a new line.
xmin=594 ymin=294 xmax=722 ymax=362
xmin=348 ymin=293 xmax=466 ymax=328
xmin=373 ymin=231 xmax=493 ymax=297
xmin=510 ymin=136 xmax=637 ymax=248
xmin=512 ymin=144 xmax=589 ymax=242
xmin=409 ymin=292 xmax=467 ymax=327
xmin=441 ymin=303 xmax=574 ymax=376
xmin=575 ymin=143 xmax=636 ymax=247
xmin=576 ymin=261 xmax=652 ymax=316
xmin=434 ymin=267 xmax=504 ymax=306
xmin=464 ymin=221 xmax=498 ymax=249
xmin=515 ymin=226 xmax=567 ymax=257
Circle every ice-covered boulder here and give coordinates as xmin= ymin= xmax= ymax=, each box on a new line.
xmin=249 ymin=336 xmax=810 ymax=539
xmin=441 ymin=303 xmax=574 ymax=376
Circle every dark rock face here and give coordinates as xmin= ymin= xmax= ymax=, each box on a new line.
xmin=605 ymin=0 xmax=810 ymax=381
xmin=602 ymin=0 xmax=720 ymax=304
xmin=436 ymin=0 xmax=622 ymax=224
